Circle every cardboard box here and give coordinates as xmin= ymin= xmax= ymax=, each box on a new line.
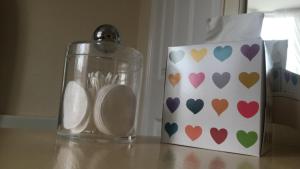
xmin=161 ymin=38 xmax=271 ymax=156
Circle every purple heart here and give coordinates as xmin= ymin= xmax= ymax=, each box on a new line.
xmin=284 ymin=71 xmax=290 ymax=82
xmin=166 ymin=97 xmax=180 ymax=113
xmin=241 ymin=44 xmax=260 ymax=61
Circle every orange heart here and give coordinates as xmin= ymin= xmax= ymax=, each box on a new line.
xmin=185 ymin=125 xmax=202 ymax=141
xmin=191 ymin=48 xmax=207 ymax=62
xmin=239 ymin=72 xmax=260 ymax=88
xmin=168 ymin=73 xmax=181 ymax=87
xmin=212 ymin=99 xmax=228 ymax=116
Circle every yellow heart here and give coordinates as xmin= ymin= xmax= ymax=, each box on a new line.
xmin=168 ymin=73 xmax=181 ymax=87
xmin=191 ymin=48 xmax=207 ymax=62
xmin=239 ymin=72 xmax=260 ymax=88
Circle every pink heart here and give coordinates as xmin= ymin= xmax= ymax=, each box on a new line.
xmin=189 ymin=73 xmax=205 ymax=88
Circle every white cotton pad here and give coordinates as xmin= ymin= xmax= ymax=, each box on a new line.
xmin=63 ymin=81 xmax=88 ymax=130
xmin=70 ymin=116 xmax=90 ymax=134
xmin=94 ymin=85 xmax=136 ymax=136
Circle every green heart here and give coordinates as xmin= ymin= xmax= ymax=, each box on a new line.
xmin=236 ymin=130 xmax=258 ymax=148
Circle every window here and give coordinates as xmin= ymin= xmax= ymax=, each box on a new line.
xmin=261 ymin=11 xmax=300 ymax=74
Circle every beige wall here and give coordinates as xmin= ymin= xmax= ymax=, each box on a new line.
xmin=0 ymin=0 xmax=146 ymax=117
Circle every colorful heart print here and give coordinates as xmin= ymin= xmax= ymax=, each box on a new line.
xmin=236 ymin=130 xmax=258 ymax=148
xmin=291 ymin=74 xmax=298 ymax=85
xmin=191 ymin=48 xmax=208 ymax=62
xmin=284 ymin=71 xmax=290 ymax=82
xmin=185 ymin=125 xmax=202 ymax=141
xmin=211 ymin=99 xmax=228 ymax=116
xmin=237 ymin=101 xmax=259 ymax=118
xmin=186 ymin=99 xmax=204 ymax=114
xmin=169 ymin=50 xmax=185 ymax=64
xmin=168 ymin=73 xmax=181 ymax=87
xmin=241 ymin=44 xmax=260 ymax=61
xmin=166 ymin=97 xmax=180 ymax=113
xmin=165 ymin=122 xmax=178 ymax=137
xmin=189 ymin=72 xmax=205 ymax=88
xmin=213 ymin=46 xmax=232 ymax=62
xmin=239 ymin=72 xmax=260 ymax=88
xmin=210 ymin=128 xmax=228 ymax=144
xmin=212 ymin=72 xmax=230 ymax=89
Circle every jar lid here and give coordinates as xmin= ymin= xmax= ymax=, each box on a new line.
xmin=66 ymin=24 xmax=142 ymax=72
xmin=93 ymin=24 xmax=121 ymax=44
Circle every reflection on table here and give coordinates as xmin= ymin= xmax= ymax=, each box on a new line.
xmin=0 ymin=129 xmax=299 ymax=169
xmin=52 ymin=136 xmax=276 ymax=169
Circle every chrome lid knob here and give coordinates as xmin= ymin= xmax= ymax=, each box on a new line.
xmin=93 ymin=24 xmax=121 ymax=44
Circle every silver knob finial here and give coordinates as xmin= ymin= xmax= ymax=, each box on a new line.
xmin=93 ymin=24 xmax=121 ymax=44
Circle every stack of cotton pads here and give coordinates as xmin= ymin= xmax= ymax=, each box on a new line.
xmin=63 ymin=81 xmax=89 ymax=134
xmin=93 ymin=84 xmax=136 ymax=136
xmin=63 ymin=72 xmax=136 ymax=136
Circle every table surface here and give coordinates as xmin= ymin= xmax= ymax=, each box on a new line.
xmin=1 ymin=129 xmax=300 ymax=169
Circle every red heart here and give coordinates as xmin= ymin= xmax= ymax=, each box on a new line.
xmin=237 ymin=101 xmax=259 ymax=118
xmin=210 ymin=128 xmax=227 ymax=144
xmin=185 ymin=125 xmax=202 ymax=141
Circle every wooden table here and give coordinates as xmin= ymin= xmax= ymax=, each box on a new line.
xmin=1 ymin=129 xmax=300 ymax=169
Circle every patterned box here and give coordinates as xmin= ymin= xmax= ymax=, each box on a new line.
xmin=161 ymin=38 xmax=271 ymax=156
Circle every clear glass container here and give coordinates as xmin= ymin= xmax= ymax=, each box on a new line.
xmin=57 ymin=25 xmax=143 ymax=142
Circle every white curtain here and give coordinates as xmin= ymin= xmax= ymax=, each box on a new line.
xmin=261 ymin=9 xmax=300 ymax=74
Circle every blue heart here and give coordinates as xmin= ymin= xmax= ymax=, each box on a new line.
xmin=214 ymin=46 xmax=232 ymax=62
xmin=165 ymin=122 xmax=178 ymax=137
xmin=186 ymin=99 xmax=204 ymax=114
xmin=291 ymin=74 xmax=298 ymax=85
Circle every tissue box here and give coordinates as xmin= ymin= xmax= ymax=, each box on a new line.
xmin=161 ymin=38 xmax=271 ymax=156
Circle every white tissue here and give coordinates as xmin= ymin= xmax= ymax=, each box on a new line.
xmin=205 ymin=13 xmax=264 ymax=42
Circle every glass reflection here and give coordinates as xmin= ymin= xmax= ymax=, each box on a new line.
xmin=157 ymin=146 xmax=176 ymax=169
xmin=52 ymin=137 xmax=267 ymax=169
xmin=209 ymin=157 xmax=225 ymax=169
xmin=183 ymin=152 xmax=201 ymax=169
xmin=237 ymin=161 xmax=255 ymax=169
xmin=52 ymin=138 xmax=134 ymax=169
xmin=157 ymin=144 xmax=262 ymax=169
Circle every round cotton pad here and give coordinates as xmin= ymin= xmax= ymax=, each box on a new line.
xmin=63 ymin=81 xmax=88 ymax=129
xmin=70 ymin=116 xmax=89 ymax=134
xmin=94 ymin=85 xmax=136 ymax=136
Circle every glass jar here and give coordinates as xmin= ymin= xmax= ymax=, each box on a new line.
xmin=57 ymin=25 xmax=143 ymax=142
